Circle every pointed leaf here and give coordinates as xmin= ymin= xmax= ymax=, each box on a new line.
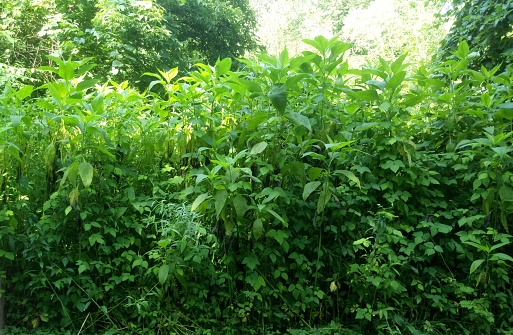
xmin=268 ymin=84 xmax=288 ymax=114
xmin=158 ymin=264 xmax=170 ymax=285
xmin=490 ymin=253 xmax=513 ymax=263
xmin=470 ymin=259 xmax=485 ymax=274
xmin=499 ymin=185 xmax=513 ymax=202
xmin=317 ymin=182 xmax=331 ymax=213
xmin=214 ymin=58 xmax=232 ymax=77
xmin=253 ymin=218 xmax=264 ymax=240
xmin=336 ymin=170 xmax=361 ymax=189
xmin=286 ymin=111 xmax=311 ymax=131
xmin=303 ymin=181 xmax=322 ymax=201
xmin=250 ymin=141 xmax=268 ymax=155
xmin=265 ymin=209 xmax=288 ymax=227
xmin=191 ymin=193 xmax=210 ymax=211
xmin=78 ymin=161 xmax=94 ymax=188
xmin=233 ymin=195 xmax=249 ymax=218
xmin=387 ymin=71 xmax=406 ymax=92
xmin=214 ymin=189 xmax=228 ymax=219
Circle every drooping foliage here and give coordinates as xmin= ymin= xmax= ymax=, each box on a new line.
xmin=438 ymin=0 xmax=513 ymax=69
xmin=0 ymin=0 xmax=258 ymax=89
xmin=1 ymin=37 xmax=513 ymax=334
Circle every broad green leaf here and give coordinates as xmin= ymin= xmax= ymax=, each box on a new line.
xmin=499 ymin=185 xmax=513 ymax=202
xmin=242 ymin=254 xmax=260 ymax=270
xmin=195 ymin=173 xmax=208 ymax=184
xmin=224 ymin=220 xmax=234 ymax=236
xmin=490 ymin=253 xmax=513 ymax=263
xmin=454 ymin=41 xmax=469 ymax=60
xmin=387 ymin=71 xmax=406 ymax=92
xmin=353 ymin=238 xmax=370 ymax=247
xmin=317 ymin=182 xmax=331 ymax=213
xmin=286 ymin=111 xmax=311 ymax=131
xmin=233 ymin=195 xmax=249 ymax=217
xmin=391 ymin=53 xmax=408 ymax=73
xmin=490 ymin=242 xmax=510 ymax=252
xmin=191 ymin=193 xmax=210 ymax=211
xmin=250 ymin=141 xmax=268 ymax=155
xmin=160 ymin=67 xmax=179 ymax=83
xmin=268 ymin=84 xmax=288 ymax=114
xmin=302 ymin=35 xmax=329 ymax=54
xmin=247 ymin=112 xmax=268 ymax=130
xmin=0 ymin=250 xmax=15 ymax=260
xmin=158 ymin=264 xmax=170 ymax=285
xmin=336 ymin=170 xmax=361 ymax=189
xmin=497 ymin=102 xmax=513 ymax=109
xmin=253 ymin=218 xmax=264 ymax=240
xmin=214 ymin=58 xmax=232 ymax=77
xmin=355 ymin=308 xmax=367 ymax=320
xmin=214 ymin=189 xmax=228 ymax=219
xmin=470 ymin=259 xmax=485 ymax=274
xmin=303 ymin=181 xmax=321 ymax=201
xmin=10 ymin=115 xmax=23 ymax=128
xmin=366 ymin=80 xmax=386 ymax=90
xmin=78 ymin=161 xmax=94 ymax=188
xmin=492 ymin=147 xmax=513 ymax=159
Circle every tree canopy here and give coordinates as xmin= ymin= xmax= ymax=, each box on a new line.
xmin=438 ymin=0 xmax=513 ymax=69
xmin=0 ymin=0 xmax=258 ymax=88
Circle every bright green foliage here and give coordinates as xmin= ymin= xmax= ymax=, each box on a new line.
xmin=439 ymin=0 xmax=513 ymax=69
xmin=1 ymin=38 xmax=513 ymax=334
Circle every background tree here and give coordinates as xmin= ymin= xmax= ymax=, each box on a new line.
xmin=161 ymin=0 xmax=258 ymax=64
xmin=318 ymin=0 xmax=372 ymax=32
xmin=337 ymin=0 xmax=449 ymax=67
xmin=249 ymin=0 xmax=332 ymax=55
xmin=0 ymin=0 xmax=258 ymax=89
xmin=438 ymin=0 xmax=513 ymax=69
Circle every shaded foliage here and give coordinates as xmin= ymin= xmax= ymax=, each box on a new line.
xmin=438 ymin=0 xmax=513 ymax=69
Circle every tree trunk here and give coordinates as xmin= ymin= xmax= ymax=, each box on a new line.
xmin=0 ymin=276 xmax=4 ymax=335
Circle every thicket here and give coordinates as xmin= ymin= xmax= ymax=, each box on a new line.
xmin=1 ymin=37 xmax=513 ymax=334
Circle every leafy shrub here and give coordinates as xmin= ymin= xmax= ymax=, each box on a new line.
xmin=1 ymin=37 xmax=512 ymax=334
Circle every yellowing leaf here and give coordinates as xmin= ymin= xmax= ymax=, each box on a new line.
xmin=78 ymin=161 xmax=94 ymax=188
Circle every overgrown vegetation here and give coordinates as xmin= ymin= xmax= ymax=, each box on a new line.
xmin=1 ymin=36 xmax=512 ymax=334
xmin=0 ymin=0 xmax=258 ymax=89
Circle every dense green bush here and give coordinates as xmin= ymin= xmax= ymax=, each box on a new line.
xmin=1 ymin=37 xmax=513 ymax=334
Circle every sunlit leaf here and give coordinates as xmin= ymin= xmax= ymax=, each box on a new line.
xmin=191 ymin=193 xmax=210 ymax=211
xmin=250 ymin=141 xmax=268 ymax=155
xmin=470 ymin=259 xmax=485 ymax=274
xmin=78 ymin=161 xmax=94 ymax=188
